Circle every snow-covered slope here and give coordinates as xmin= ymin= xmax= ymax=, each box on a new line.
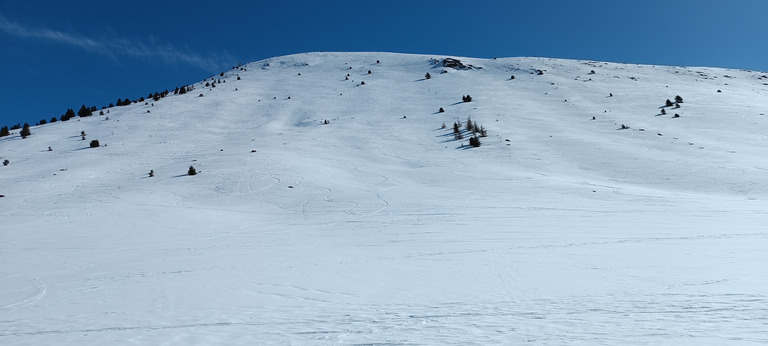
xmin=2 ymin=52 xmax=768 ymax=344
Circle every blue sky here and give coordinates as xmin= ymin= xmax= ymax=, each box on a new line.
xmin=2 ymin=0 xmax=766 ymax=129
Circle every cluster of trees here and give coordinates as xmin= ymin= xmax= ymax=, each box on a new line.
xmin=2 ymin=83 xmax=194 ymax=132
xmin=664 ymin=95 xmax=684 ymax=108
xmin=0 ymin=124 xmax=31 ymax=138
xmin=661 ymin=95 xmax=684 ymax=117
xmin=450 ymin=116 xmax=487 ymax=147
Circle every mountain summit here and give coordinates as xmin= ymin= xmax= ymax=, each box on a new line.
xmin=2 ymin=52 xmax=767 ymax=344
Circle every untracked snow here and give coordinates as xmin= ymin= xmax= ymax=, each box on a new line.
xmin=1 ymin=52 xmax=768 ymax=344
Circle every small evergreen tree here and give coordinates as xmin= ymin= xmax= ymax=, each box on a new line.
xmin=0 ymin=126 xmax=9 ymax=137
xmin=50 ymin=117 xmax=58 ymax=123
xmin=439 ymin=107 xmax=444 ymax=113
xmin=675 ymin=95 xmax=683 ymax=103
xmin=89 ymin=139 xmax=100 ymax=148
xmin=469 ymin=136 xmax=481 ymax=147
xmin=466 ymin=117 xmax=473 ymax=131
xmin=665 ymin=99 xmax=674 ymax=107
xmin=425 ymin=72 xmax=431 ymax=79
xmin=188 ymin=165 xmax=197 ymax=176
xmin=20 ymin=123 xmax=31 ymax=138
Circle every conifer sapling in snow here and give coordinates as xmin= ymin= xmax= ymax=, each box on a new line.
xmin=20 ymin=123 xmax=31 ymax=138
xmin=188 ymin=166 xmax=198 ymax=176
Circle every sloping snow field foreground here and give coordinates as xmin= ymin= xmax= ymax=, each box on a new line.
xmin=2 ymin=52 xmax=768 ymax=344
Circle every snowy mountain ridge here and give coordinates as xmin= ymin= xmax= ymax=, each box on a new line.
xmin=1 ymin=52 xmax=768 ymax=344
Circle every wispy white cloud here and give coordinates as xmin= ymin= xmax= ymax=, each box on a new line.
xmin=0 ymin=13 xmax=230 ymax=71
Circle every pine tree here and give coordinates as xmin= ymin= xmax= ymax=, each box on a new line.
xmin=425 ymin=72 xmax=431 ymax=79
xmin=0 ymin=126 xmax=9 ymax=137
xmin=78 ymin=105 xmax=92 ymax=117
xmin=675 ymin=95 xmax=683 ymax=103
xmin=61 ymin=108 xmax=76 ymax=121
xmin=188 ymin=166 xmax=197 ymax=176
xmin=20 ymin=123 xmax=31 ymax=138
xmin=466 ymin=117 xmax=473 ymax=131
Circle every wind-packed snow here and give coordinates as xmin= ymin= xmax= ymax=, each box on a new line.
xmin=2 ymin=52 xmax=768 ymax=344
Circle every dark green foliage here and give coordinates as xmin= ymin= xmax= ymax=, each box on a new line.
xmin=675 ymin=95 xmax=683 ymax=103
xmin=0 ymin=126 xmax=9 ymax=137
xmin=50 ymin=117 xmax=58 ymax=123
xmin=2 ymin=159 xmax=8 ymax=166
xmin=10 ymin=123 xmax=20 ymax=130
xmin=665 ymin=99 xmax=674 ymax=107
xmin=466 ymin=117 xmax=473 ymax=131
xmin=469 ymin=136 xmax=481 ymax=147
xmin=39 ymin=119 xmax=47 ymax=125
xmin=462 ymin=95 xmax=472 ymax=102
xmin=78 ymin=105 xmax=93 ymax=117
xmin=188 ymin=165 xmax=197 ymax=176
xmin=20 ymin=123 xmax=31 ymax=138
xmin=89 ymin=139 xmax=100 ymax=148
xmin=425 ymin=72 xmax=431 ymax=79
xmin=61 ymin=108 xmax=76 ymax=121
xmin=438 ymin=107 xmax=444 ymax=113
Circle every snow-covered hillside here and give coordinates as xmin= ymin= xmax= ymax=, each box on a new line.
xmin=2 ymin=52 xmax=768 ymax=344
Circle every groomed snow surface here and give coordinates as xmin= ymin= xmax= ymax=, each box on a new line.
xmin=2 ymin=52 xmax=768 ymax=344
